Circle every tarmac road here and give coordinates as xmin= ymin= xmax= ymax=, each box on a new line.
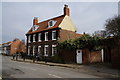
xmin=2 ymin=55 xmax=101 ymax=78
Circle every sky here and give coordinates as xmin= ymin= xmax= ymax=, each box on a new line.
xmin=1 ymin=2 xmax=118 ymax=43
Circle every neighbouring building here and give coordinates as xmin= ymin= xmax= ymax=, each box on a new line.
xmin=1 ymin=39 xmax=26 ymax=55
xmin=0 ymin=41 xmax=12 ymax=55
xmin=26 ymin=5 xmax=102 ymax=64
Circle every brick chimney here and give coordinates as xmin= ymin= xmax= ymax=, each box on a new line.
xmin=64 ymin=4 xmax=70 ymax=16
xmin=33 ymin=17 xmax=38 ymax=25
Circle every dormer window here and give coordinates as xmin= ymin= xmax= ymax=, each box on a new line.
xmin=48 ymin=20 xmax=56 ymax=27
xmin=32 ymin=25 xmax=39 ymax=31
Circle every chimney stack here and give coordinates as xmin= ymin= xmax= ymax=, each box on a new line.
xmin=64 ymin=4 xmax=70 ymax=16
xmin=33 ymin=17 xmax=38 ymax=25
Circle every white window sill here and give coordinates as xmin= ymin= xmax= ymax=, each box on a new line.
xmin=52 ymin=39 xmax=56 ymax=40
xmin=45 ymin=40 xmax=48 ymax=41
xmin=44 ymin=54 xmax=48 ymax=56
xmin=51 ymin=55 xmax=54 ymax=56
xmin=38 ymin=40 xmax=41 ymax=42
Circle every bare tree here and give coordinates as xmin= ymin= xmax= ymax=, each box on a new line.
xmin=105 ymin=16 xmax=120 ymax=36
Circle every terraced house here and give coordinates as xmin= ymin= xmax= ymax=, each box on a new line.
xmin=26 ymin=5 xmax=81 ymax=58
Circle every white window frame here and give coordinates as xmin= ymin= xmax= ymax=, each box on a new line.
xmin=52 ymin=30 xmax=56 ymax=40
xmin=38 ymin=46 xmax=41 ymax=54
xmin=52 ymin=45 xmax=57 ymax=56
xmin=45 ymin=32 xmax=48 ymax=41
xmin=33 ymin=34 xmax=36 ymax=42
xmin=44 ymin=45 xmax=49 ymax=56
xmin=28 ymin=35 xmax=31 ymax=43
xmin=33 ymin=46 xmax=35 ymax=56
xmin=28 ymin=46 xmax=30 ymax=55
xmin=48 ymin=20 xmax=54 ymax=27
xmin=38 ymin=33 xmax=41 ymax=42
xmin=32 ymin=25 xmax=39 ymax=31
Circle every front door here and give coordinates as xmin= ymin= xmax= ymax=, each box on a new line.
xmin=76 ymin=49 xmax=82 ymax=64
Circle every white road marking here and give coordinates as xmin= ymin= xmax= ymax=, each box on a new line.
xmin=19 ymin=66 xmax=36 ymax=71
xmin=48 ymin=74 xmax=62 ymax=78
xmin=0 ymin=77 xmax=2 ymax=80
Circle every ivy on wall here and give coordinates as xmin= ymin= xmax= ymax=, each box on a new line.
xmin=57 ymin=34 xmax=103 ymax=51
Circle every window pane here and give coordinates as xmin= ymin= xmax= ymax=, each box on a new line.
xmin=38 ymin=33 xmax=41 ymax=41
xmin=52 ymin=31 xmax=56 ymax=40
xmin=50 ymin=21 xmax=52 ymax=26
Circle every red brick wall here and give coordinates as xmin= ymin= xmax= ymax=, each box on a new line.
xmin=59 ymin=49 xmax=102 ymax=64
xmin=82 ymin=49 xmax=102 ymax=64
xmin=10 ymin=40 xmax=26 ymax=55
xmin=89 ymin=50 xmax=102 ymax=63
xmin=59 ymin=49 xmax=76 ymax=63
xmin=104 ymin=37 xmax=120 ymax=69
xmin=111 ymin=46 xmax=120 ymax=69
xmin=82 ymin=49 xmax=90 ymax=64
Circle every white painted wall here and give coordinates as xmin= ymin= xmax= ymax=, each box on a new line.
xmin=101 ymin=49 xmax=104 ymax=62
xmin=58 ymin=15 xmax=76 ymax=32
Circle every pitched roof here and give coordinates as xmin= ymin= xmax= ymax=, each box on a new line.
xmin=59 ymin=29 xmax=82 ymax=42
xmin=26 ymin=15 xmax=65 ymax=35
xmin=2 ymin=41 xmax=13 ymax=46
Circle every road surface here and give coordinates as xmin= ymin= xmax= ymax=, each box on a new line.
xmin=2 ymin=55 xmax=101 ymax=78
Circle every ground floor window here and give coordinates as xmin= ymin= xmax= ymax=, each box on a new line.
xmin=28 ymin=46 xmax=31 ymax=55
xmin=52 ymin=45 xmax=57 ymax=56
xmin=44 ymin=45 xmax=49 ymax=56
xmin=33 ymin=46 xmax=35 ymax=56
xmin=38 ymin=46 xmax=41 ymax=54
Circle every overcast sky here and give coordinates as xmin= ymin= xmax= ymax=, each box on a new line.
xmin=1 ymin=2 xmax=118 ymax=43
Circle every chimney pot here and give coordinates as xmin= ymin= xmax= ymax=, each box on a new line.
xmin=33 ymin=17 xmax=38 ymax=25
xmin=64 ymin=4 xmax=70 ymax=16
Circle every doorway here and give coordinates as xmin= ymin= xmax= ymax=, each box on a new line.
xmin=76 ymin=49 xmax=82 ymax=64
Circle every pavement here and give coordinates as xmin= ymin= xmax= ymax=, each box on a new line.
xmin=11 ymin=57 xmax=120 ymax=78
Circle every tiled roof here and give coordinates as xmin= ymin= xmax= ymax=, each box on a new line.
xmin=26 ymin=15 xmax=65 ymax=35
xmin=59 ymin=29 xmax=82 ymax=42
xmin=2 ymin=41 xmax=13 ymax=45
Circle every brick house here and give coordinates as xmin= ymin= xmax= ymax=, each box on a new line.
xmin=1 ymin=39 xmax=26 ymax=55
xmin=26 ymin=5 xmax=102 ymax=64
xmin=26 ymin=5 xmax=81 ymax=58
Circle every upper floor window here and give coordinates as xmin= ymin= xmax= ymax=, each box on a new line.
xmin=38 ymin=33 xmax=41 ymax=42
xmin=28 ymin=35 xmax=31 ymax=43
xmin=45 ymin=32 xmax=48 ymax=41
xmin=33 ymin=34 xmax=36 ymax=42
xmin=48 ymin=20 xmax=56 ymax=27
xmin=52 ymin=31 xmax=57 ymax=40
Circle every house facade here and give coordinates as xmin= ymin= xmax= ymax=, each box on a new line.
xmin=0 ymin=41 xmax=12 ymax=55
xmin=1 ymin=39 xmax=26 ymax=55
xmin=26 ymin=5 xmax=81 ymax=58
